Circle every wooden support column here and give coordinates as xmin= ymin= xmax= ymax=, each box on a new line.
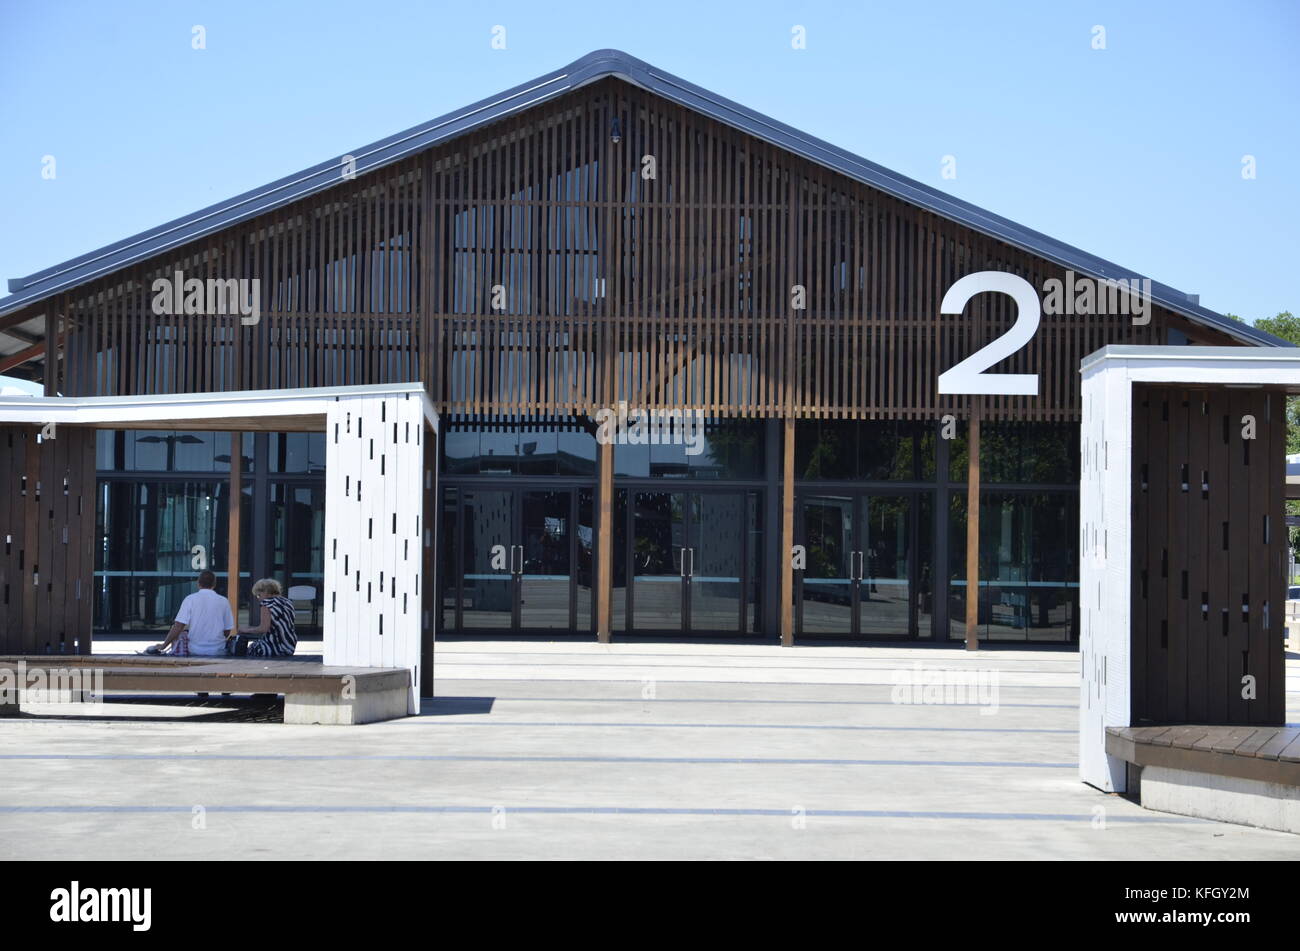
xmin=780 ymin=417 xmax=795 ymax=646
xmin=595 ymin=439 xmax=614 ymax=643
xmin=965 ymin=402 xmax=981 ymax=651
xmin=420 ymin=423 xmax=438 ymax=699
xmin=227 ymin=432 xmax=242 ymax=624
xmin=594 ymin=98 xmax=618 ymax=646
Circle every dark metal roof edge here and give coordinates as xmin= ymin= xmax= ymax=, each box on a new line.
xmin=0 ymin=48 xmax=1287 ymax=348
xmin=599 ymin=53 xmax=1287 ymax=348
xmin=0 ymin=58 xmax=596 ymax=305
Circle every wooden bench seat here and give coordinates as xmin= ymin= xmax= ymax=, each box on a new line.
xmin=1106 ymin=725 xmax=1300 ymax=786
xmin=0 ymin=655 xmax=410 ymax=725
xmin=1105 ymin=725 xmax=1300 ymax=834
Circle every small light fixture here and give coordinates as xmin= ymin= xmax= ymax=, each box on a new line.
xmin=610 ymin=117 xmax=622 ymax=144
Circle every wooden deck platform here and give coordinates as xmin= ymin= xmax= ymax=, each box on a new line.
xmin=1106 ymin=725 xmax=1300 ymax=787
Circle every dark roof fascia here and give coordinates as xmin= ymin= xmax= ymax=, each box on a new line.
xmin=1 ymin=49 xmax=1288 ymax=348
xmin=1 ymin=57 xmax=606 ymax=307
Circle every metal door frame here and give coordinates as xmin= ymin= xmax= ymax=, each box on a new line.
xmin=795 ymin=488 xmax=922 ymax=640
xmin=620 ymin=485 xmax=760 ymax=636
xmin=440 ymin=481 xmax=590 ymax=635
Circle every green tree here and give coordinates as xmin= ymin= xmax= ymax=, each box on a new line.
xmin=1247 ymin=312 xmax=1300 ymax=564
xmin=1254 ymin=312 xmax=1299 ymax=340
xmin=1255 ymin=312 xmax=1300 ymax=452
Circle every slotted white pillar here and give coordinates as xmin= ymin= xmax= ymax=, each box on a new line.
xmin=1080 ymin=345 xmax=1300 ymax=792
xmin=1079 ymin=357 xmax=1133 ymax=792
xmin=323 ymin=391 xmax=433 ymax=714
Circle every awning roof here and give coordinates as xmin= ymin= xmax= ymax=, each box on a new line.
xmin=0 ymin=383 xmax=438 ymax=433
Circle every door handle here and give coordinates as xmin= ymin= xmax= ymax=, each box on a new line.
xmin=680 ymin=547 xmax=689 ymax=578
xmin=688 ymin=548 xmax=695 ymax=579
xmin=852 ymin=551 xmax=863 ymax=582
xmin=511 ymin=544 xmax=523 ymax=575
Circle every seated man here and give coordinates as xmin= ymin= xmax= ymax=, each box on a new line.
xmin=148 ymin=570 xmax=233 ymax=657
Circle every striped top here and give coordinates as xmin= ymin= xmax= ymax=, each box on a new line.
xmin=247 ymin=596 xmax=298 ymax=657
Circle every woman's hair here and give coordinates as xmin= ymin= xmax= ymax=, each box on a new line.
xmin=252 ymin=578 xmax=283 ymax=598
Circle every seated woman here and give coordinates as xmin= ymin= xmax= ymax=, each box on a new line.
xmin=228 ymin=578 xmax=298 ymax=657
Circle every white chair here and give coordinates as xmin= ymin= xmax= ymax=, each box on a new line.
xmin=287 ymin=584 xmax=318 ymax=627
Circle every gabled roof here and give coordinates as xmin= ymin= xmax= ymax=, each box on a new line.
xmin=1 ymin=49 xmax=1287 ymax=347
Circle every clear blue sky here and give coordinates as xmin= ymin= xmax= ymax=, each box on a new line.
xmin=1 ymin=0 xmax=1296 ymax=321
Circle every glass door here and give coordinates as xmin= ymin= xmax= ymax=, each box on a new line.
xmin=441 ymin=486 xmax=585 ymax=633
xmin=518 ymin=489 xmax=573 ymax=631
xmin=630 ymin=490 xmax=687 ymax=632
xmin=458 ymin=488 xmax=516 ymax=630
xmin=797 ymin=495 xmax=858 ymax=635
xmin=860 ymin=495 xmax=912 ymax=638
xmin=797 ymin=491 xmax=922 ymax=639
xmin=687 ymin=492 xmax=752 ymax=634
xmin=624 ymin=489 xmax=758 ymax=635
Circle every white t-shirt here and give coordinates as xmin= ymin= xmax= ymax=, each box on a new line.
xmin=175 ymin=588 xmax=235 ymax=656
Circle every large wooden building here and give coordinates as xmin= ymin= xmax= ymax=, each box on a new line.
xmin=0 ymin=50 xmax=1285 ymax=652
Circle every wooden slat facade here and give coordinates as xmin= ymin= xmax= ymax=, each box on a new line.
xmin=36 ymin=79 xmax=1230 ymax=418
xmin=1130 ymin=385 xmax=1287 ymax=725
xmin=0 ymin=426 xmax=96 ymax=654
xmin=0 ymin=77 xmax=1264 ymax=654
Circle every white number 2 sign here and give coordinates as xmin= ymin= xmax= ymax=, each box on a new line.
xmin=936 ymin=271 xmax=1040 ymax=396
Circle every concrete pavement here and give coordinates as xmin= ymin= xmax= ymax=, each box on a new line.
xmin=1 ymin=641 xmax=1296 ymax=859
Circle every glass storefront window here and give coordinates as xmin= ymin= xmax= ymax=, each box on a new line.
xmin=518 ymin=431 xmax=558 ymax=475
xmin=861 ymin=421 xmax=935 ymax=481
xmin=795 ymin=420 xmax=856 ymax=480
xmin=479 ymin=431 xmax=521 ymax=474
xmin=94 ymin=479 xmax=232 ymax=632
xmin=948 ymin=421 xmax=1079 ymax=484
xmin=441 ymin=419 xmax=597 ymax=476
xmin=614 ymin=418 xmax=765 ymax=479
xmin=268 ymin=433 xmax=326 ymax=474
xmin=444 ymin=430 xmax=481 ymax=474
xmin=796 ymin=420 xmax=935 ymax=481
xmin=96 ymin=430 xmax=254 ymax=473
xmin=948 ymin=490 xmax=1078 ymax=643
xmin=983 ymin=422 xmax=1079 ymax=484
xmin=268 ymin=482 xmax=326 ymax=635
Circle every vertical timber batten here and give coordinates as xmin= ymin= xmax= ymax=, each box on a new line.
xmin=965 ymin=400 xmax=981 ymax=651
xmin=780 ymin=417 xmax=795 ymax=646
xmin=596 ymin=439 xmax=613 ymax=642
xmin=227 ymin=430 xmax=242 ymax=623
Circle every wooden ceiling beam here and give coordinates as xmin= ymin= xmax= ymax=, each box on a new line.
xmin=0 ymin=340 xmax=47 ymax=373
